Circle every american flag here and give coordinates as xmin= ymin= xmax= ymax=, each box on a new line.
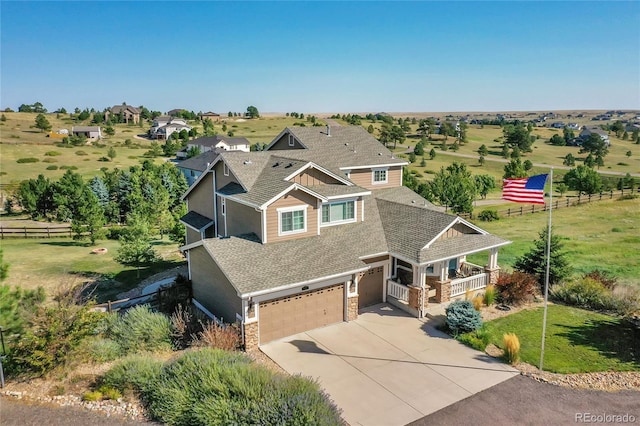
xmin=502 ymin=174 xmax=548 ymax=204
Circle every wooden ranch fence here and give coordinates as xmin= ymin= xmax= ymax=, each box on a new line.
xmin=0 ymin=225 xmax=74 ymax=239
xmin=460 ymin=188 xmax=638 ymax=220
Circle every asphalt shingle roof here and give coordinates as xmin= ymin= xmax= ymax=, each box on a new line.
xmin=180 ymin=211 xmax=214 ymax=230
xmin=280 ymin=126 xmax=407 ymax=172
xmin=177 ymin=151 xmax=219 ymax=172
xmin=190 ymin=135 xmax=251 ymax=148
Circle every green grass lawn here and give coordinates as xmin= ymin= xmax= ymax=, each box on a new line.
xmin=466 ymin=196 xmax=640 ymax=287
xmin=1 ymin=236 xmax=185 ymax=302
xmin=482 ymin=304 xmax=640 ymax=373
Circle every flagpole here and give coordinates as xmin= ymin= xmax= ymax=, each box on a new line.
xmin=539 ymin=168 xmax=553 ymax=371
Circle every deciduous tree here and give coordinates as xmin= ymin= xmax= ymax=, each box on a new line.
xmin=429 ymin=162 xmax=476 ymax=214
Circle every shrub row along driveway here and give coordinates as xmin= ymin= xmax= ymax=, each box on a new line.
xmin=261 ymin=304 xmax=518 ymax=426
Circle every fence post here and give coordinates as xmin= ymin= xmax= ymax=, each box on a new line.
xmin=531 ymin=205 xmax=535 ymax=214
xmin=567 ymin=198 xmax=570 ymax=207
xmin=578 ymin=194 xmax=581 ymax=204
xmin=599 ymin=192 xmax=602 ymax=201
xmin=47 ymin=226 xmax=50 ymax=238
xmin=520 ymin=206 xmax=523 ymax=216
xmin=610 ymin=190 xmax=613 ymax=199
xmin=507 ymin=208 xmax=511 ymax=217
xmin=555 ymin=200 xmax=559 ymax=209
xmin=157 ymin=288 xmax=162 ymax=310
xmin=0 ymin=227 xmax=3 ymax=240
xmin=107 ymin=300 xmax=112 ymax=313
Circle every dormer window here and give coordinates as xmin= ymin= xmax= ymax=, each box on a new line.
xmin=321 ymin=200 xmax=355 ymax=226
xmin=372 ymin=168 xmax=388 ymax=184
xmin=278 ymin=206 xmax=307 ymax=235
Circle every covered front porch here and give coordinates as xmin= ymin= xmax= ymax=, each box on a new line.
xmin=384 ymin=248 xmax=501 ymax=318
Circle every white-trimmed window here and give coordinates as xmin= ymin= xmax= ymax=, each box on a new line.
xmin=288 ymin=134 xmax=295 ymax=146
xmin=372 ymin=168 xmax=388 ymax=184
xmin=278 ymin=206 xmax=307 ymax=235
xmin=321 ymin=200 xmax=355 ymax=226
xmin=223 ymin=162 xmax=229 ymax=176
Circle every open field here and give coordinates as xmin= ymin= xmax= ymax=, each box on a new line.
xmin=467 ymin=197 xmax=640 ymax=287
xmin=482 ymin=304 xmax=639 ymax=373
xmin=0 ymin=234 xmax=184 ymax=302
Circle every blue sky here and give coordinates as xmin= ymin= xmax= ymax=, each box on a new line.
xmin=1 ymin=1 xmax=639 ymax=113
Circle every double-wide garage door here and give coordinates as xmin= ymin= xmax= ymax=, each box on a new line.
xmin=259 ymin=284 xmax=344 ymax=345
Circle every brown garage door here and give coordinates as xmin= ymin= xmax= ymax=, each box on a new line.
xmin=358 ymin=266 xmax=384 ymax=308
xmin=259 ymin=283 xmax=344 ymax=344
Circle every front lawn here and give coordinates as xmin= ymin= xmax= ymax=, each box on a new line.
xmin=481 ymin=304 xmax=640 ymax=373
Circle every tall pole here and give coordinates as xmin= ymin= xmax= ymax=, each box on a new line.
xmin=539 ymin=169 xmax=553 ymax=371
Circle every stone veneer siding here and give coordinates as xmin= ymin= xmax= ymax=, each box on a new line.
xmin=485 ymin=267 xmax=500 ymax=285
xmin=243 ymin=322 xmax=259 ymax=351
xmin=348 ymin=296 xmax=358 ymax=321
xmin=434 ymin=280 xmax=452 ymax=303
xmin=408 ymin=285 xmax=424 ymax=311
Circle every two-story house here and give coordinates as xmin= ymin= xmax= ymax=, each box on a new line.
xmin=105 ymin=104 xmax=141 ymax=124
xmin=180 ymin=126 xmax=509 ymax=349
xmin=176 ymin=135 xmax=251 ymax=159
xmin=150 ymin=116 xmax=192 ymax=140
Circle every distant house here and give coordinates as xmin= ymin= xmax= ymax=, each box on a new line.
xmin=200 ymin=112 xmax=221 ymax=122
xmin=105 ymin=105 xmax=141 ymax=124
xmin=579 ymin=127 xmax=610 ymax=146
xmin=550 ymin=122 xmax=565 ymax=129
xmin=168 ymin=109 xmax=185 ymax=117
xmin=150 ymin=116 xmax=192 ymax=140
xmin=177 ymin=150 xmax=219 ymax=186
xmin=71 ymin=126 xmax=102 ymax=139
xmin=178 ymin=135 xmax=251 ymax=159
xmin=566 ymin=123 xmax=581 ymax=130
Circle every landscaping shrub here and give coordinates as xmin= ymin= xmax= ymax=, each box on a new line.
xmin=17 ymin=157 xmax=39 ymax=163
xmin=101 ymin=355 xmax=164 ymax=393
xmin=7 ymin=301 xmax=104 ymax=377
xmin=59 ymin=165 xmax=78 ymax=170
xmin=483 ymin=284 xmax=496 ymax=306
xmin=97 ymin=385 xmax=122 ymax=400
xmin=106 ymin=305 xmax=173 ymax=354
xmin=75 ymin=337 xmax=122 ymax=363
xmin=584 ymin=269 xmax=617 ymax=291
xmin=551 ymin=278 xmax=640 ymax=316
xmin=551 ymin=278 xmax=609 ymax=310
xmin=457 ymin=325 xmax=490 ymax=351
xmin=75 ymin=150 xmax=88 ymax=156
xmin=82 ymin=391 xmax=103 ymax=401
xmin=140 ymin=349 xmax=343 ymax=425
xmin=193 ymin=320 xmax=241 ymax=351
xmin=445 ymin=300 xmax=483 ymax=336
xmin=478 ymin=209 xmax=499 ymax=222
xmin=46 ymin=165 xmax=58 ymax=170
xmin=42 ymin=158 xmax=57 ymax=163
xmin=502 ymin=333 xmax=520 ymax=364
xmin=170 ymin=304 xmax=202 ymax=350
xmin=45 ymin=151 xmax=62 ymax=156
xmin=496 ymin=272 xmax=539 ymax=305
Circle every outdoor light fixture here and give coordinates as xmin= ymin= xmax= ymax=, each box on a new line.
xmin=301 ymin=286 xmax=309 ymax=291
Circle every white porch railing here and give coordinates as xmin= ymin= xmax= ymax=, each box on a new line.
xmin=450 ymin=273 xmax=488 ymax=297
xmin=387 ymin=279 xmax=409 ymax=302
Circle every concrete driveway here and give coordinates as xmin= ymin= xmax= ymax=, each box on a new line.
xmin=261 ymin=304 xmax=518 ymax=426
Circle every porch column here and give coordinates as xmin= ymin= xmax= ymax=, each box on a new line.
xmin=435 ymin=261 xmax=451 ymax=303
xmin=484 ymin=248 xmax=500 ymax=285
xmin=348 ymin=274 xmax=361 ymax=321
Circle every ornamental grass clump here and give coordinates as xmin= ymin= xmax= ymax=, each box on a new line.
xmin=106 ymin=305 xmax=173 ymax=354
xmin=484 ymin=285 xmax=496 ymax=306
xmin=502 ymin=333 xmax=520 ymax=364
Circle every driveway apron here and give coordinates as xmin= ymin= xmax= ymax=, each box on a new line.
xmin=261 ymin=304 xmax=518 ymax=426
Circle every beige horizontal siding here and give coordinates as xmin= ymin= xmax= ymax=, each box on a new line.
xmin=266 ymin=189 xmax=318 ymax=243
xmin=348 ymin=166 xmax=402 ymax=190
xmin=290 ymin=168 xmax=341 ymax=186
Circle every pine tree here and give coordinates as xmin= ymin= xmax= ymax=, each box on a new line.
xmin=514 ymin=227 xmax=571 ymax=289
